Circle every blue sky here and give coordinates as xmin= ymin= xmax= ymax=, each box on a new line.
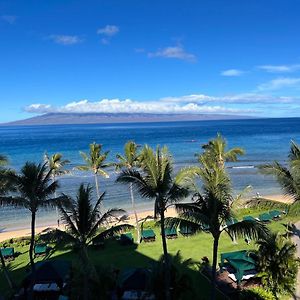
xmin=1 ymin=0 xmax=300 ymax=122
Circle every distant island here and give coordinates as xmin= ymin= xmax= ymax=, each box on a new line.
xmin=1 ymin=112 xmax=253 ymax=126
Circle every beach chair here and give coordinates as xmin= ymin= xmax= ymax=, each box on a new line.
xmin=269 ymin=210 xmax=281 ymax=220
xmin=0 ymin=247 xmax=14 ymax=260
xmin=165 ymin=227 xmax=178 ymax=239
xmin=119 ymin=233 xmax=134 ymax=245
xmin=141 ymin=229 xmax=156 ymax=242
xmin=179 ymin=225 xmax=194 ymax=237
xmin=258 ymin=213 xmax=272 ymax=223
xmin=34 ymin=244 xmax=48 ymax=257
xmin=243 ymin=216 xmax=256 ymax=222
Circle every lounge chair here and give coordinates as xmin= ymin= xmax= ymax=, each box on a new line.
xmin=141 ymin=229 xmax=156 ymax=242
xmin=0 ymin=247 xmax=14 ymax=260
xmin=258 ymin=213 xmax=272 ymax=223
xmin=119 ymin=233 xmax=134 ymax=245
xmin=34 ymin=244 xmax=48 ymax=257
xmin=179 ymin=225 xmax=194 ymax=236
xmin=269 ymin=210 xmax=281 ymax=220
xmin=165 ymin=227 xmax=178 ymax=239
xmin=243 ymin=216 xmax=256 ymax=222
xmin=226 ymin=218 xmax=238 ymax=227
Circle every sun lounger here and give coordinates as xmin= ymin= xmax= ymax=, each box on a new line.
xmin=34 ymin=244 xmax=48 ymax=257
xmin=179 ymin=225 xmax=194 ymax=236
xmin=120 ymin=233 xmax=134 ymax=245
xmin=269 ymin=210 xmax=281 ymax=220
xmin=258 ymin=213 xmax=272 ymax=223
xmin=226 ymin=218 xmax=238 ymax=227
xmin=0 ymin=247 xmax=14 ymax=259
xmin=243 ymin=216 xmax=256 ymax=222
xmin=141 ymin=229 xmax=156 ymax=242
xmin=165 ymin=227 xmax=178 ymax=239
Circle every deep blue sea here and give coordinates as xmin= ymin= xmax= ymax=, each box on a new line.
xmin=1 ymin=117 xmax=300 ymax=231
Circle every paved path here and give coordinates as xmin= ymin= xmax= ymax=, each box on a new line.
xmin=291 ymin=221 xmax=300 ymax=300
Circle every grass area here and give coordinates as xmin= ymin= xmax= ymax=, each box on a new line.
xmin=0 ymin=206 xmax=298 ymax=299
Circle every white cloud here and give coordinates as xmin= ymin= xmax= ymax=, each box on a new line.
xmin=48 ymin=35 xmax=82 ymax=45
xmin=258 ymin=77 xmax=300 ymax=91
xmin=1 ymin=15 xmax=17 ymax=24
xmin=24 ymin=98 xmax=253 ymax=115
xmin=221 ymin=69 xmax=244 ymax=77
xmin=258 ymin=64 xmax=300 ymax=73
xmin=148 ymin=45 xmax=196 ymax=62
xmin=97 ymin=25 xmax=119 ymax=36
xmin=161 ymin=93 xmax=294 ymax=104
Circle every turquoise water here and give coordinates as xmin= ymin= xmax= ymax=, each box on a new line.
xmin=1 ymin=118 xmax=300 ymax=231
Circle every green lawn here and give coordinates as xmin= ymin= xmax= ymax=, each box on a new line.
xmin=0 ymin=207 xmax=298 ymax=299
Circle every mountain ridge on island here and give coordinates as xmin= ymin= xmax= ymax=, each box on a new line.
xmin=1 ymin=112 xmax=255 ymax=126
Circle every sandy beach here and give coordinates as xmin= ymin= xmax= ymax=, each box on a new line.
xmin=0 ymin=194 xmax=293 ymax=243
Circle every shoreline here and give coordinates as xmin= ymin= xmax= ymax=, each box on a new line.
xmin=0 ymin=193 xmax=293 ymax=243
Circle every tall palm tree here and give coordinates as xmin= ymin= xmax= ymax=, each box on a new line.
xmin=0 ymin=162 xmax=61 ymax=275
xmin=0 ymin=154 xmax=16 ymax=290
xmin=77 ymin=142 xmax=110 ymax=199
xmin=256 ymin=233 xmax=298 ymax=299
xmin=57 ymin=184 xmax=131 ymax=300
xmin=116 ymin=145 xmax=191 ymax=300
xmin=197 ymin=133 xmax=245 ymax=169
xmin=44 ymin=152 xmax=70 ymax=224
xmin=115 ymin=141 xmax=141 ymax=242
xmin=259 ymin=140 xmax=300 ymax=202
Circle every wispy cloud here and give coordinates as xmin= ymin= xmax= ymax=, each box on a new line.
xmin=24 ymin=98 xmax=252 ymax=115
xmin=97 ymin=25 xmax=119 ymax=44
xmin=148 ymin=45 xmax=196 ymax=62
xmin=97 ymin=25 xmax=119 ymax=36
xmin=258 ymin=64 xmax=300 ymax=73
xmin=1 ymin=15 xmax=17 ymax=24
xmin=221 ymin=69 xmax=244 ymax=77
xmin=258 ymin=77 xmax=300 ymax=91
xmin=48 ymin=35 xmax=83 ymax=45
xmin=161 ymin=93 xmax=295 ymax=104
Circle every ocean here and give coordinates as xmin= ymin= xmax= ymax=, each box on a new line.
xmin=1 ymin=117 xmax=300 ymax=231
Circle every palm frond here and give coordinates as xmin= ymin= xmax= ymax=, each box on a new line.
xmin=92 ymin=224 xmax=134 ymax=241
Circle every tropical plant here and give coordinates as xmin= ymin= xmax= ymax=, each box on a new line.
xmin=44 ymin=152 xmax=70 ymax=224
xmin=115 ymin=141 xmax=141 ymax=242
xmin=167 ymin=136 xmax=267 ymax=300
xmin=0 ymin=162 xmax=61 ymax=275
xmin=197 ymin=133 xmax=245 ymax=169
xmin=256 ymin=233 xmax=298 ymax=299
xmin=259 ymin=140 xmax=300 ymax=202
xmin=116 ymin=145 xmax=191 ymax=300
xmin=57 ymin=183 xmax=132 ymax=300
xmin=240 ymin=287 xmax=276 ymax=300
xmin=77 ymin=142 xmax=110 ymax=199
xmin=0 ymin=154 xmax=16 ymax=290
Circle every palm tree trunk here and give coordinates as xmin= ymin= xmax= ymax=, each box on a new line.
xmin=210 ymin=236 xmax=219 ymax=300
xmin=0 ymin=251 xmax=15 ymax=290
xmin=53 ymin=175 xmax=59 ymax=227
xmin=81 ymin=246 xmax=90 ymax=300
xmin=94 ymin=173 xmax=100 ymax=199
xmin=160 ymin=210 xmax=171 ymax=300
xmin=29 ymin=212 xmax=36 ymax=273
xmin=130 ymin=183 xmax=140 ymax=243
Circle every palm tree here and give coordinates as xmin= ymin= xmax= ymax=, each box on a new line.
xmin=44 ymin=152 xmax=70 ymax=225
xmin=116 ymin=145 xmax=191 ymax=300
xmin=115 ymin=141 xmax=141 ymax=242
xmin=259 ymin=140 xmax=300 ymax=202
xmin=77 ymin=142 xmax=110 ymax=199
xmin=256 ymin=233 xmax=298 ymax=299
xmin=57 ymin=183 xmax=131 ymax=300
xmin=197 ymin=133 xmax=245 ymax=169
xmin=0 ymin=154 xmax=16 ymax=290
xmin=0 ymin=162 xmax=61 ymax=275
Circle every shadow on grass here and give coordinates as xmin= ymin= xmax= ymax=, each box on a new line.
xmin=0 ymin=238 xmax=228 ymax=300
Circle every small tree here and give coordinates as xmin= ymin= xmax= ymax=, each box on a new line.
xmin=57 ymin=183 xmax=132 ymax=300
xmin=115 ymin=141 xmax=141 ymax=243
xmin=256 ymin=233 xmax=298 ymax=299
xmin=77 ymin=143 xmax=110 ymax=200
